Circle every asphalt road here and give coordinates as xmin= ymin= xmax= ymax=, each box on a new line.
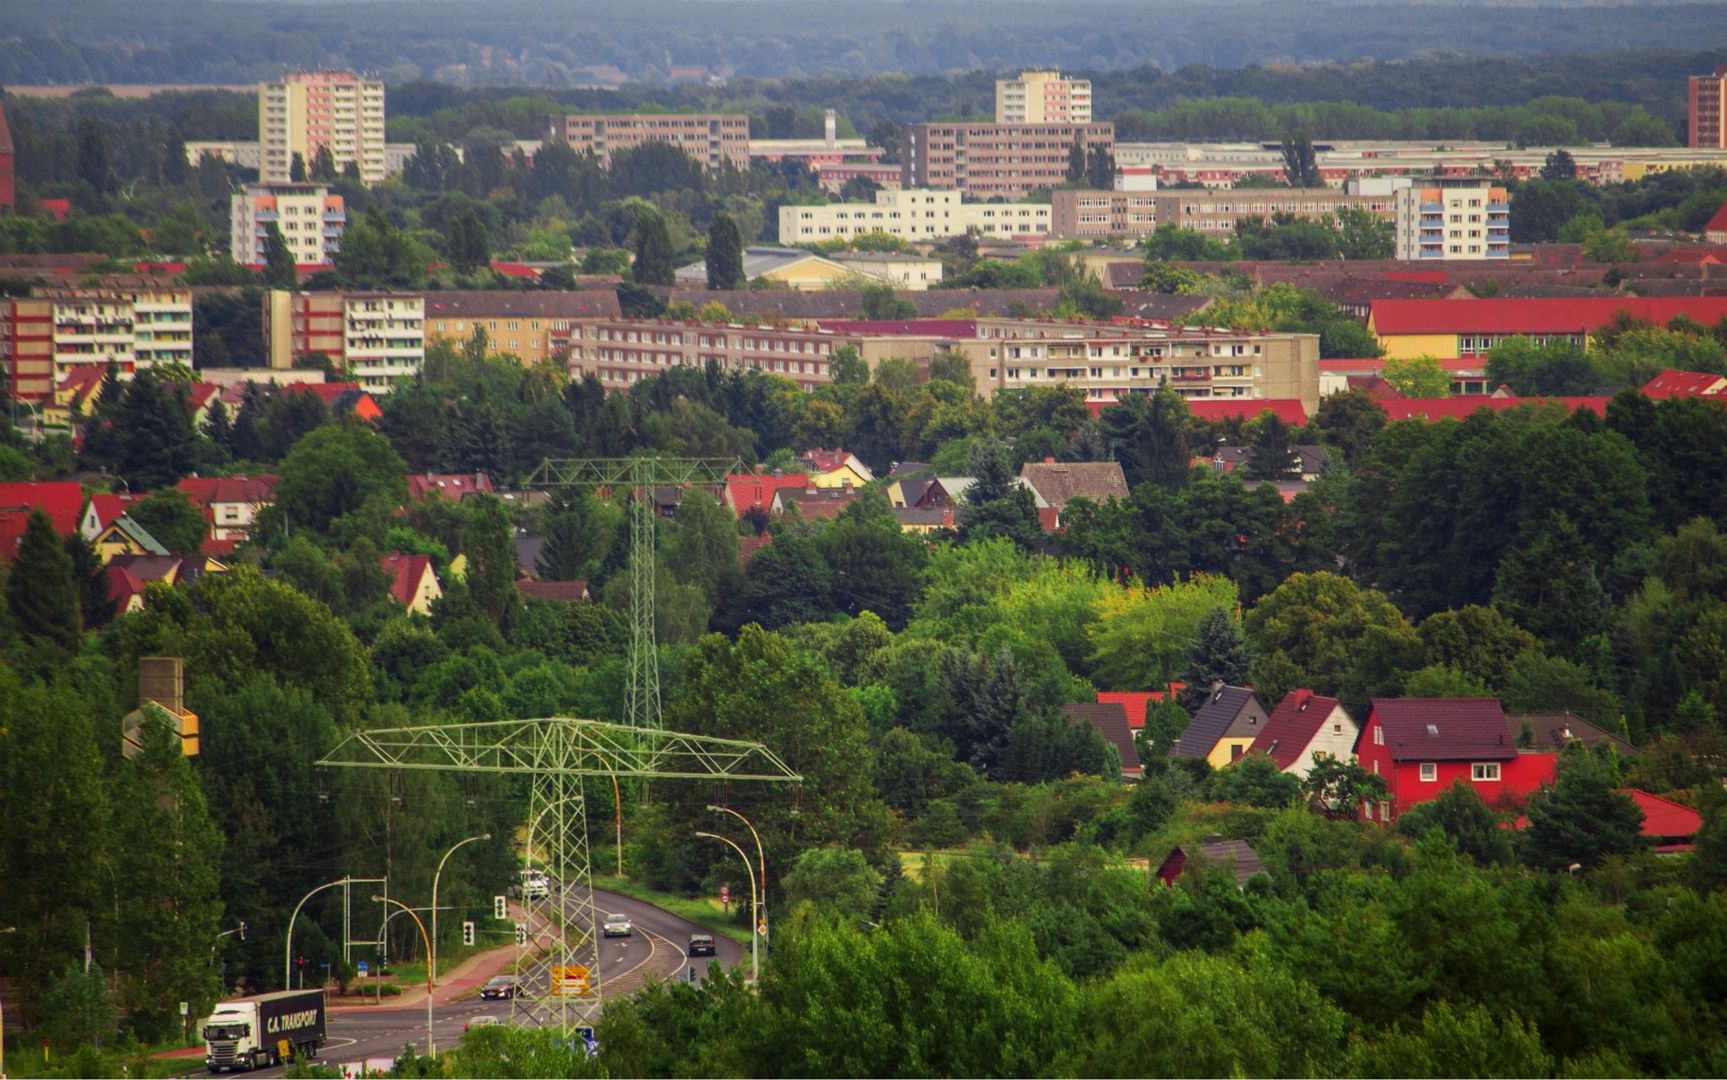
xmin=214 ymin=887 xmax=743 ymax=1077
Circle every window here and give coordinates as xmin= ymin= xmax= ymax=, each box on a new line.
xmin=1373 ymin=726 xmax=1384 ymax=746
xmin=1419 ymin=762 xmax=1437 ymax=782
xmin=1472 ymin=762 xmax=1501 ymax=782
xmin=1332 ymin=723 xmax=1343 ymax=735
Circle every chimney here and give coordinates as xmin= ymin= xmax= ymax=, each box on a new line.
xmin=1044 ymin=456 xmax=1056 ymax=464
xmin=824 ymin=109 xmax=837 ymax=149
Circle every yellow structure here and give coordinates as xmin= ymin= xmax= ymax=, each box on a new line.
xmin=995 ymin=69 xmax=1092 ymax=124
xmin=1207 ymin=737 xmax=1259 ymax=770
xmin=259 ymin=71 xmax=386 ymax=185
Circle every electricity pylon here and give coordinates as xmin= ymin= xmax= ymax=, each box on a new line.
xmin=527 ymin=457 xmax=737 ymax=731
xmin=319 ymin=717 xmax=799 ymax=1031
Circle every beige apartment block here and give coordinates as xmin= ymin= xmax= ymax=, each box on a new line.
xmin=545 ymin=114 xmax=750 ymax=169
xmin=2 ymin=289 xmax=192 ymax=401
xmin=230 ymin=183 xmax=345 ymax=267
xmin=780 ymin=187 xmax=1052 ymax=244
xmin=265 ymin=290 xmax=424 ymax=392
xmin=422 ymin=291 xmax=621 ymax=365
xmin=259 ymin=71 xmax=386 ymax=185
xmin=1393 ymin=178 xmax=1510 ymax=260
xmin=903 ymin=122 xmax=1115 ymax=199
xmin=995 ymin=70 xmax=1093 ymax=124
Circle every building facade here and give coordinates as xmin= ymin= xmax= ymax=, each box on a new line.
xmin=902 ymin=122 xmax=1115 ymax=199
xmin=259 ymin=71 xmax=387 ymax=186
xmin=3 ymin=289 xmax=192 ymax=402
xmin=422 ymin=290 xmax=621 ymax=366
xmin=545 ymin=113 xmax=750 ymax=170
xmin=230 ymin=184 xmax=345 ymax=267
xmin=779 ymin=188 xmax=1053 ymax=243
xmin=0 ymin=100 xmax=14 ymax=213
xmin=1691 ymin=66 xmax=1727 ymax=149
xmin=1393 ymin=178 xmax=1510 ymax=260
xmin=995 ymin=70 xmax=1093 ymax=124
xmin=264 ymin=290 xmax=424 ymax=392
xmin=1050 ymin=187 xmax=1395 ymax=240
xmin=564 ymin=319 xmax=851 ymax=391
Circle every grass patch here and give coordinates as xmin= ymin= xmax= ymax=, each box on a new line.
xmin=593 ymin=876 xmax=749 ymax=948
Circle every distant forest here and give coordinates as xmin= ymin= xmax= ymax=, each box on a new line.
xmin=0 ymin=0 xmax=1724 ymax=101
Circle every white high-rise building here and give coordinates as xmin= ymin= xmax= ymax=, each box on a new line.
xmin=995 ymin=69 xmax=1093 ymax=124
xmin=1393 ymin=177 xmax=1511 ymax=261
xmin=230 ymin=184 xmax=345 ymax=267
xmin=259 ymin=71 xmax=387 ymax=186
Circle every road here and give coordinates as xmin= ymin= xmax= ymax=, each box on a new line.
xmin=221 ymin=887 xmax=744 ymax=1077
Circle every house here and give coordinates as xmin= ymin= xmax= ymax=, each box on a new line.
xmin=1705 ymin=201 xmax=1727 ymax=245
xmin=773 ymin=486 xmax=860 ymax=522
xmin=1059 ymin=702 xmax=1143 ymax=780
xmin=0 ymin=482 xmax=87 ymax=562
xmin=518 ymin=579 xmax=590 ymax=603
xmin=106 ymin=563 xmax=149 ymax=616
xmin=1641 ymin=369 xmax=1727 ymax=400
xmin=1368 ymin=297 xmax=1727 ymax=361
xmin=81 ymin=492 xmax=144 ymax=540
xmin=382 ymin=552 xmax=442 ymax=615
xmin=674 ymin=246 xmax=901 ymax=292
xmin=1179 ymin=398 xmax=1310 ymax=426
xmin=106 ymin=552 xmax=228 ymax=589
xmin=1155 ymin=837 xmax=1267 ymax=889
xmin=737 ymin=533 xmax=772 ymax=568
xmin=177 ymin=475 xmax=278 ymax=543
xmin=1172 ymin=685 xmax=1269 ymax=767
xmin=1018 ymin=459 xmax=1129 ymax=531
xmin=280 ymin=382 xmax=383 ymax=422
xmin=1507 ymin=713 xmax=1637 ymax=757
xmin=1095 ymin=688 xmax=1184 ymax=730
xmin=406 ymin=472 xmax=494 ymax=502
xmin=1204 ymin=445 xmax=1329 ymax=483
xmin=799 ymin=449 xmax=874 ymax=489
xmin=1355 ymin=697 xmax=1557 ymax=822
xmin=1247 ymin=690 xmax=1360 ymax=779
xmin=1375 ymin=394 xmax=1610 ymax=422
xmin=724 ymin=473 xmax=812 ymax=515
xmin=1617 ymin=789 xmax=1702 ymax=853
xmin=91 ymin=515 xmax=171 ymax=560
xmin=892 ymin=505 xmax=955 ymax=533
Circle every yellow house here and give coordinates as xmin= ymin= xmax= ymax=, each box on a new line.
xmin=1169 ymin=685 xmax=1269 ymax=769
xmin=674 ymin=247 xmax=900 ymax=293
xmin=93 ymin=516 xmax=171 ymax=561
xmin=800 ymin=450 xmax=875 ymax=490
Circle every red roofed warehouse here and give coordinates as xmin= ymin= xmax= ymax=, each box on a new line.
xmin=1356 ymin=698 xmax=1556 ymax=822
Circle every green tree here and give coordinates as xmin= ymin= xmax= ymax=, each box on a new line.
xmin=333 ymin=209 xmax=426 ymax=289
xmin=1382 ymin=355 xmax=1453 ymax=398
xmin=724 ymin=534 xmax=832 ymax=632
xmin=5 ymin=508 xmax=81 ymax=662
xmin=536 ymin=489 xmax=614 ymax=582
xmin=1336 ymin=206 xmax=1394 ymax=260
xmin=1208 ymin=752 xmax=1301 ymax=807
xmin=464 ymin=494 xmax=520 ymax=631
xmin=664 ymin=490 xmax=741 ymax=607
xmin=1179 ymin=607 xmax=1253 ymax=711
xmin=1245 ymin=414 xmax=1300 ymax=480
xmin=829 ymin=344 xmax=870 ymax=385
xmin=267 ymin=424 xmax=407 ymax=536
xmin=1491 ymin=512 xmax=1608 ymax=659
xmin=1245 ymin=572 xmax=1420 ymax=710
xmin=1302 ymin=755 xmax=1389 ymax=819
xmin=957 ymin=438 xmax=1042 ymax=550
xmin=1066 ymin=137 xmax=1088 ymax=183
xmin=632 ymin=208 xmax=676 ymax=286
xmin=1522 ymin=759 xmax=1648 ymax=870
xmin=860 ymin=281 xmax=917 ymax=321
xmin=76 ymin=117 xmax=115 ymax=194
xmin=999 ymin=711 xmax=1117 ymax=783
xmin=780 ymin=848 xmax=883 ymax=921
xmin=1394 ymin=781 xmax=1515 ymax=864
xmin=1542 ymin=149 xmax=1578 ymax=181
xmin=37 ymin=964 xmax=117 ymax=1053
xmin=705 ymin=213 xmax=745 ymax=290
xmin=64 ymin=533 xmax=116 ymax=629
xmin=1416 ymin=605 xmax=1541 ymax=691
xmin=1280 ymin=130 xmax=1322 ymax=188
xmin=445 ymin=207 xmax=492 ymax=274
xmin=114 ymin=374 xmax=198 ymax=491
xmin=815 ymin=493 xmax=927 ymax=631
xmin=1099 ymin=389 xmax=1192 ymax=489
xmin=128 ymin=488 xmax=208 ymax=553
xmin=260 ymin=222 xmax=296 ymax=288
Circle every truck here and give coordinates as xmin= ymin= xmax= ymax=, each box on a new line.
xmin=202 ymin=988 xmax=326 ymax=1073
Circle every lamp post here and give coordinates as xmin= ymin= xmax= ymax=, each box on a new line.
xmin=695 ymin=832 xmax=757 ymax=983
xmin=430 ymin=833 xmax=489 ymax=987
xmin=285 ymin=878 xmax=350 ymax=991
xmin=707 ymin=805 xmax=766 ymax=950
xmin=370 ymin=896 xmax=435 ymax=1058
xmin=0 ymin=925 xmax=15 ymax=1080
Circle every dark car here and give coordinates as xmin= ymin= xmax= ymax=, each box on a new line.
xmin=479 ymin=976 xmax=516 ymax=1000
xmin=687 ymin=934 xmax=716 ymax=957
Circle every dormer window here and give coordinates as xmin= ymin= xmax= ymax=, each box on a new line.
xmin=1426 ymin=724 xmax=1440 ymax=737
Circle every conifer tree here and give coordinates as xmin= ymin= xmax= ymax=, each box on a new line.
xmin=5 ymin=509 xmax=81 ymax=661
xmin=261 ymin=222 xmax=297 ymax=288
xmin=632 ymin=208 xmax=676 ymax=286
xmin=64 ymin=533 xmax=116 ymax=628
xmin=706 ymin=213 xmax=745 ymax=290
xmin=957 ymin=438 xmax=1042 ymax=550
xmin=1246 ymin=414 xmax=1300 ymax=480
xmin=1180 ymin=606 xmax=1253 ymax=710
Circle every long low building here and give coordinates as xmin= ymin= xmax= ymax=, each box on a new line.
xmin=781 ymin=188 xmax=1052 ymax=244
xmin=545 ymin=113 xmax=750 ymax=170
xmin=1050 ymin=187 xmax=1395 ymax=239
xmin=1368 ymin=296 xmax=1727 ymax=359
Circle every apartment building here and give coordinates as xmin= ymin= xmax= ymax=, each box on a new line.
xmin=1049 ymin=187 xmax=1394 ymax=239
xmin=1049 ymin=189 xmax=1159 ymax=238
xmin=0 ymin=100 xmax=14 ymax=213
xmin=422 ymin=290 xmax=622 ymax=365
xmin=1691 ymin=67 xmax=1727 ymax=149
xmin=995 ymin=70 xmax=1093 ymax=124
xmin=779 ymin=188 xmax=1052 ymax=243
xmin=264 ymin=290 xmax=424 ymax=392
xmin=230 ymin=184 xmax=346 ymax=267
xmin=545 ymin=114 xmax=750 ymax=170
xmin=2 ymin=289 xmax=193 ymax=402
xmin=259 ymin=71 xmax=387 ymax=186
xmin=565 ymin=319 xmax=870 ymax=391
xmin=1393 ymin=178 xmax=1510 ymax=261
xmin=902 ymin=122 xmax=1115 ymax=199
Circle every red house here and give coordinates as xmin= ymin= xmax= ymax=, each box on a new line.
xmin=1355 ymin=698 xmax=1556 ymax=823
xmin=723 ymin=473 xmax=809 ymax=514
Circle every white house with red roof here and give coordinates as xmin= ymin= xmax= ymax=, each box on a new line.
xmin=176 ymin=475 xmax=278 ymax=545
xmin=381 ymin=552 xmax=442 ymax=615
xmin=1706 ymin=201 xmax=1727 ymax=245
xmin=1642 ymin=369 xmax=1727 ymax=400
xmin=81 ymin=492 xmax=145 ymax=540
xmin=1248 ymin=689 xmax=1359 ymax=779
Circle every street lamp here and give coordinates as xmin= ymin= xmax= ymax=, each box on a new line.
xmin=285 ymin=879 xmax=351 ymax=990
xmin=0 ymin=926 xmax=16 ymax=1080
xmin=430 ymin=833 xmax=490 ymax=987
xmin=370 ymin=896 xmax=435 ymax=1058
xmin=707 ymin=805 xmax=767 ymax=951
xmin=695 ymin=832 xmax=757 ymax=983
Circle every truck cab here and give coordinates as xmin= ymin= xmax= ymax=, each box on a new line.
xmin=203 ymin=989 xmax=325 ymax=1073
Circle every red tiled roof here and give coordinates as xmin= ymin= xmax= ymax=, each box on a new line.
xmin=106 ymin=564 xmax=148 ymax=610
xmin=1370 ymin=297 xmax=1727 ymax=336
xmin=814 ymin=318 xmax=978 ymax=337
xmin=1618 ymin=788 xmax=1701 ymax=844
xmin=800 ymin=449 xmax=859 ymax=474
xmin=380 ymin=553 xmax=433 ymax=606
xmin=1377 ymin=395 xmax=1609 ymax=422
xmin=1641 ymin=369 xmax=1727 ymax=399
xmin=1381 ymin=270 xmax=1450 ymax=285
xmin=1183 ymin=398 xmax=1309 ymax=425
xmin=518 ymin=579 xmax=591 ymax=602
xmin=737 ymin=533 xmax=772 ymax=568
xmin=489 ymin=261 xmax=540 ymax=279
xmin=407 ymin=473 xmax=494 ymax=501
xmin=1705 ymin=201 xmax=1727 ymax=235
xmin=1318 ymin=358 xmax=1487 ymax=374
xmin=1060 ymin=702 xmax=1142 ymax=778
xmin=1094 ymin=689 xmax=1180 ymax=730
xmin=1369 ymin=698 xmax=1515 ymax=762
xmin=176 ymin=474 xmax=278 ymax=510
xmin=725 ymin=474 xmax=810 ymax=513
xmin=0 ymin=481 xmax=85 ymax=538
xmin=1250 ymin=689 xmax=1348 ymax=769
xmin=1019 ymin=460 xmax=1130 ymax=510
xmin=86 ymin=492 xmax=143 ymax=533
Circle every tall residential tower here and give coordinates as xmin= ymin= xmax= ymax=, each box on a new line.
xmin=995 ymin=70 xmax=1093 ymax=124
xmin=259 ymin=71 xmax=386 ymax=185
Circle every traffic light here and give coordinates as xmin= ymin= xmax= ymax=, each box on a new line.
xmin=493 ymin=895 xmax=508 ymax=920
xmin=462 ymin=921 xmax=475 ymax=947
xmin=514 ymin=924 xmax=527 ymax=947
xmin=296 ymin=956 xmax=304 ymax=971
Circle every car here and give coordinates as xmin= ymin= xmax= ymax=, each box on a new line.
xmin=479 ymin=976 xmax=516 ymax=1000
xmin=602 ymin=913 xmax=633 ymax=937
xmin=519 ymin=871 xmax=549 ymax=900
xmin=687 ymin=933 xmax=716 ymax=957
xmin=464 ymin=1015 xmax=500 ymax=1032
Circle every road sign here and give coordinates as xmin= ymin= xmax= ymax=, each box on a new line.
xmin=357 ymin=960 xmax=368 ymax=975
xmin=550 ymin=964 xmax=590 ymax=997
xmin=757 ymin=920 xmax=768 ymax=937
xmin=493 ymin=894 xmax=508 ymax=920
xmin=178 ymin=1001 xmax=189 ymax=1016
xmin=720 ymin=884 xmax=729 ymax=905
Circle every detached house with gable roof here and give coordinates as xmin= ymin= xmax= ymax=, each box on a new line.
xmin=1172 ymin=685 xmax=1268 ymax=768
xmin=1248 ymin=690 xmax=1359 ymax=779
xmin=1355 ymin=697 xmax=1557 ymax=823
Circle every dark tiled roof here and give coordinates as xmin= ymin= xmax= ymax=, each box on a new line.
xmin=1249 ymin=690 xmax=1350 ymax=769
xmin=1018 ymin=461 xmax=1129 ymax=511
xmin=1172 ymin=685 xmax=1262 ymax=759
xmin=1507 ymin=713 xmax=1637 ymax=756
xmin=737 ymin=533 xmax=772 ymax=568
xmin=664 ymin=287 xmax=1068 ymax=321
xmin=1060 ymin=702 xmax=1142 ymax=776
xmin=1172 ymin=839 xmax=1267 ymax=888
xmin=1371 ymin=698 xmax=1515 ymax=762
xmin=421 ymin=289 xmax=621 ymax=319
xmin=518 ymin=579 xmax=590 ymax=602
xmin=1116 ymin=293 xmax=1214 ymax=321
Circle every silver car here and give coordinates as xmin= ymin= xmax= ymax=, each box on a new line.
xmin=602 ymin=913 xmax=633 ymax=937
